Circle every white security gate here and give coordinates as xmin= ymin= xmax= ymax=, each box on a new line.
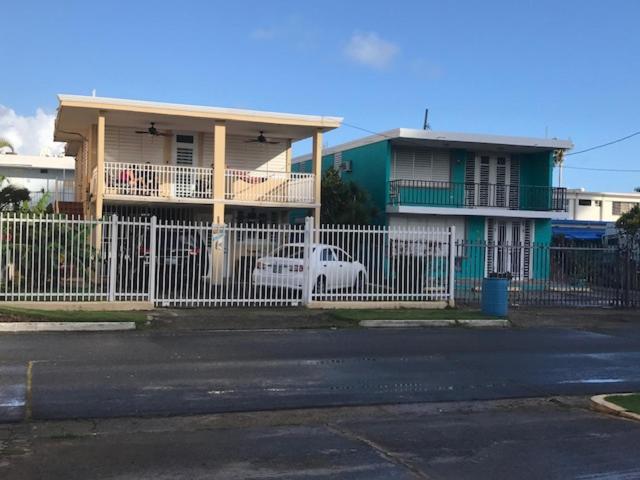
xmin=0 ymin=214 xmax=456 ymax=307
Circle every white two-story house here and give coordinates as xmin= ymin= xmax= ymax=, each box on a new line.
xmin=54 ymin=95 xmax=341 ymax=226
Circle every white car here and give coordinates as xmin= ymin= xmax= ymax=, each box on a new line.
xmin=252 ymin=243 xmax=368 ymax=292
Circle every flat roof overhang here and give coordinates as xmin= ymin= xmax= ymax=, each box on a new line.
xmin=294 ymin=128 xmax=573 ymax=163
xmin=54 ymin=95 xmax=342 ymax=145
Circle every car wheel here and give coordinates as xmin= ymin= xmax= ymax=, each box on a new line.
xmin=313 ymin=275 xmax=326 ymax=295
xmin=353 ymin=272 xmax=365 ymax=292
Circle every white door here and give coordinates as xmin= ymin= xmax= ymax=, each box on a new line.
xmin=465 ymin=155 xmax=520 ymax=208
xmin=317 ymin=247 xmax=340 ymax=291
xmin=334 ymin=247 xmax=357 ymax=288
xmin=486 ymin=218 xmax=533 ymax=279
xmin=174 ymin=133 xmax=197 ymax=198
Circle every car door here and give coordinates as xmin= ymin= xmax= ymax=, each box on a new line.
xmin=334 ymin=247 xmax=355 ymax=288
xmin=318 ymin=247 xmax=339 ymax=290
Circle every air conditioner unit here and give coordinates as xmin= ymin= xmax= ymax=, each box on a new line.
xmin=340 ymin=160 xmax=352 ymax=173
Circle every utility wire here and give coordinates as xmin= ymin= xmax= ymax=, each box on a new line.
xmin=562 ymin=165 xmax=640 ymax=172
xmin=565 ymin=130 xmax=640 ymax=156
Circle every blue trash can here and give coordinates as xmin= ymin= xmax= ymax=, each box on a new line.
xmin=481 ymin=277 xmax=509 ymax=317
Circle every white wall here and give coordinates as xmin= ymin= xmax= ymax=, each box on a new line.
xmin=566 ymin=190 xmax=640 ymax=222
xmin=0 ymin=155 xmax=75 ymax=202
xmin=388 ymin=214 xmax=465 ymax=243
xmin=105 ymin=126 xmax=288 ymax=172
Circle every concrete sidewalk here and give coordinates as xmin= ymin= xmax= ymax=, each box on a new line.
xmin=3 ymin=397 xmax=640 ymax=479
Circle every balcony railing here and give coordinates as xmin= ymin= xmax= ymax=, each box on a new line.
xmin=388 ymin=180 xmax=567 ymax=212
xmin=101 ymin=162 xmax=315 ymax=205
xmin=225 ymin=168 xmax=315 ymax=204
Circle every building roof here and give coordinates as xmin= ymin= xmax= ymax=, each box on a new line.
xmin=0 ymin=154 xmax=75 ymax=170
xmin=294 ymin=127 xmax=573 ymax=163
xmin=565 ymin=188 xmax=640 ymax=199
xmin=54 ymin=95 xmax=343 ymax=145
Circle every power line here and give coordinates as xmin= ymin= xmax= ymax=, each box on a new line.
xmin=563 ymin=165 xmax=640 ymax=172
xmin=341 ymin=122 xmax=395 ymax=139
xmin=565 ymin=130 xmax=640 ymax=156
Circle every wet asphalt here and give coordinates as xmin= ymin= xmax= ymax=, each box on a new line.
xmin=2 ymin=326 xmax=640 ymax=422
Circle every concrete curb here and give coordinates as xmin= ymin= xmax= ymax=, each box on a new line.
xmin=0 ymin=322 xmax=137 ymax=332
xmin=591 ymin=394 xmax=640 ymax=422
xmin=359 ymin=319 xmax=509 ymax=328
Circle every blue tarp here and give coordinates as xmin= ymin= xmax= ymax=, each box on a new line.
xmin=552 ymin=227 xmax=604 ymax=240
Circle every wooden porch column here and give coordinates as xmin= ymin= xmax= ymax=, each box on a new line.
xmin=212 ymin=120 xmax=226 ymax=224
xmin=211 ymin=120 xmax=226 ymax=284
xmin=312 ymin=128 xmax=323 ymax=230
xmin=95 ymin=112 xmax=106 ymax=220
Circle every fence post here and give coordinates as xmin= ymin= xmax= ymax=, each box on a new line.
xmin=301 ymin=216 xmax=314 ymax=306
xmin=448 ymin=226 xmax=456 ymax=307
xmin=148 ymin=216 xmax=157 ymax=305
xmin=108 ymin=214 xmax=118 ymax=302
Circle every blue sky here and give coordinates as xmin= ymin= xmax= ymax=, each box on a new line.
xmin=1 ymin=0 xmax=639 ymax=191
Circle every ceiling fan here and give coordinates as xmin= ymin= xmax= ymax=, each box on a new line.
xmin=135 ymin=122 xmax=169 ymax=137
xmin=245 ymin=131 xmax=280 ymax=145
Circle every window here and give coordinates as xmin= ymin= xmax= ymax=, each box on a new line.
xmin=175 ymin=134 xmax=195 ymax=166
xmin=335 ymin=249 xmax=351 ymax=262
xmin=612 ymin=201 xmax=638 ymax=215
xmin=392 ymin=148 xmax=450 ymax=183
xmin=40 ymin=169 xmax=49 ymax=174
xmin=320 ymin=248 xmax=335 ymax=261
xmin=578 ymin=199 xmax=592 ymax=206
xmin=595 ymin=200 xmax=602 ymax=207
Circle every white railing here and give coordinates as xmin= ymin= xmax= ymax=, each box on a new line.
xmin=225 ymin=168 xmax=315 ymax=204
xmin=101 ymin=163 xmax=315 ymax=204
xmin=0 ymin=214 xmax=455 ymax=307
xmin=103 ymin=162 xmax=213 ymax=200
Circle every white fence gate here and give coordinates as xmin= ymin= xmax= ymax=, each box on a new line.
xmin=0 ymin=214 xmax=455 ymax=307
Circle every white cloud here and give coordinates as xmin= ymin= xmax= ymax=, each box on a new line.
xmin=344 ymin=32 xmax=399 ymax=70
xmin=0 ymin=105 xmax=65 ymax=156
xmin=250 ymin=27 xmax=277 ymax=40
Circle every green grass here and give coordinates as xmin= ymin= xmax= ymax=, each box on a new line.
xmin=328 ymin=308 xmax=501 ymax=322
xmin=605 ymin=394 xmax=640 ymax=414
xmin=0 ymin=307 xmax=148 ymax=328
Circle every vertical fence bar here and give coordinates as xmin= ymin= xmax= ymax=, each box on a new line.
xmin=108 ymin=214 xmax=118 ymax=302
xmin=148 ymin=216 xmax=157 ymax=305
xmin=448 ymin=226 xmax=456 ymax=306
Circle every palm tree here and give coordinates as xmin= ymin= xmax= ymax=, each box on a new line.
xmin=0 ymin=138 xmax=14 ymax=153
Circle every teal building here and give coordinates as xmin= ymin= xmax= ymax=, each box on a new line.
xmin=293 ymin=129 xmax=573 ymax=279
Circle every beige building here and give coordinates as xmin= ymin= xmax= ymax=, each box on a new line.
xmin=54 ymin=95 xmax=341 ymax=225
xmin=565 ymin=188 xmax=640 ymax=222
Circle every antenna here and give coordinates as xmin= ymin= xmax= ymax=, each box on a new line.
xmin=423 ymin=108 xmax=431 ymax=130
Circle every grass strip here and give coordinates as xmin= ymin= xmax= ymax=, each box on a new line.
xmin=328 ymin=308 xmax=500 ymax=322
xmin=0 ymin=307 xmax=147 ymax=327
xmin=605 ymin=394 xmax=640 ymax=414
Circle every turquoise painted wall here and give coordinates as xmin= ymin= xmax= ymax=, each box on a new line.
xmin=459 ymin=216 xmax=485 ymax=279
xmin=531 ymin=218 xmax=552 ymax=279
xmin=339 ymin=140 xmax=391 ymax=225
xmin=519 ymin=152 xmax=554 ymax=211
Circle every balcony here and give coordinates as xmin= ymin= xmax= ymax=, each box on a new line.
xmin=98 ymin=162 xmax=315 ymax=206
xmin=388 ymin=180 xmax=567 ymax=212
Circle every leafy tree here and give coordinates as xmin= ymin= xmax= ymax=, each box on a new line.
xmin=0 ymin=175 xmax=30 ymax=211
xmin=0 ymin=138 xmax=14 ymax=153
xmin=320 ymin=167 xmax=377 ymax=225
xmin=616 ymin=204 xmax=640 ymax=238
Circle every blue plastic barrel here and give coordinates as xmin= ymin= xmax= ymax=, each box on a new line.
xmin=481 ymin=277 xmax=509 ymax=317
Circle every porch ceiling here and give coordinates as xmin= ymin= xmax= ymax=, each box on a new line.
xmin=54 ymin=95 xmax=342 ymax=144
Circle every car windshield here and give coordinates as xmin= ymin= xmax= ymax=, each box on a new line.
xmin=271 ymin=245 xmax=304 ymax=259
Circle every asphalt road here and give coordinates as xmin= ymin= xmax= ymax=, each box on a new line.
xmin=3 ymin=398 xmax=640 ymax=479
xmin=2 ymin=326 xmax=640 ymax=422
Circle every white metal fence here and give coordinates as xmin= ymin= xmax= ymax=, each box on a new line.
xmin=0 ymin=214 xmax=455 ymax=307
